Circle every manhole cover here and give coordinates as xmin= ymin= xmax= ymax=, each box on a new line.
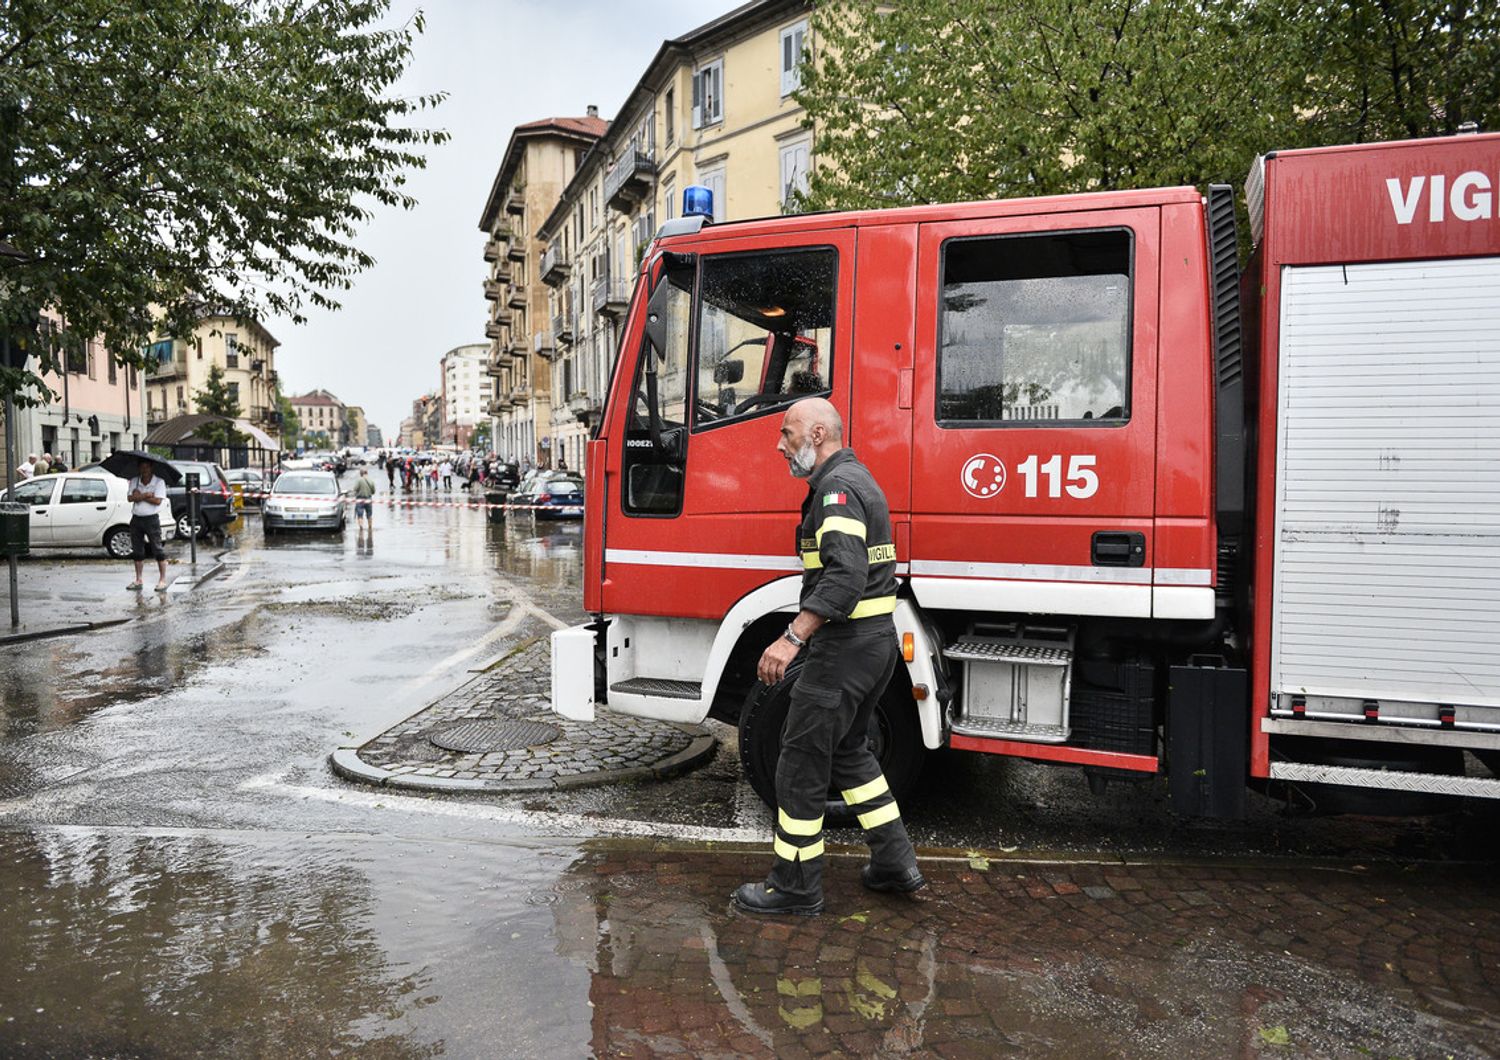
xmin=428 ymin=720 xmax=561 ymax=754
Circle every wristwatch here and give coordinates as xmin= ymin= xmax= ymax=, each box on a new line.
xmin=782 ymin=625 xmax=807 ymax=649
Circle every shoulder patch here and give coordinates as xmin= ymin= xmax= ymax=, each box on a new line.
xmin=822 ymin=492 xmax=847 ymax=507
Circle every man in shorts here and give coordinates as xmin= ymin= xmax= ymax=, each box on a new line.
xmin=352 ymin=467 xmax=376 ymax=532
xmin=126 ymin=459 xmax=169 ymax=592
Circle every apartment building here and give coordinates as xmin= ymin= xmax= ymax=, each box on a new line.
xmin=343 ymin=406 xmax=368 ymax=449
xmin=1 ymin=315 xmax=148 ymax=472
xmin=439 ymin=343 xmax=487 ymax=448
xmin=477 ymin=113 xmax=608 ymax=466
xmin=288 ymin=389 xmax=345 ymax=448
xmin=535 ymin=0 xmax=814 ymax=472
xmin=145 ymin=311 xmax=283 ymax=448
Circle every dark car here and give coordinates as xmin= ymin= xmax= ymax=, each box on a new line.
xmin=166 ymin=460 xmax=237 ymax=538
xmin=511 ymin=472 xmax=584 ymax=519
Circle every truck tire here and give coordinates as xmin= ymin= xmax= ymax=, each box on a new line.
xmin=104 ymin=525 xmax=133 ymax=558
xmin=738 ymin=662 xmax=924 ymax=826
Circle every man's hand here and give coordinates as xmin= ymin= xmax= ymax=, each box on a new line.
xmin=757 ymin=635 xmax=801 ymax=686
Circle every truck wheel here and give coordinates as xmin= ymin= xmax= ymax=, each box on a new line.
xmin=738 ymin=663 xmax=925 ymax=826
xmin=104 ymin=526 xmax=133 ymax=558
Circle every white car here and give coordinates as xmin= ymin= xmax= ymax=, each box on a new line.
xmin=2 ymin=472 xmax=176 ymax=556
xmin=261 ymin=470 xmax=346 ymax=533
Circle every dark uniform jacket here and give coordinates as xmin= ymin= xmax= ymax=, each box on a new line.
xmin=797 ymin=448 xmax=898 ymax=624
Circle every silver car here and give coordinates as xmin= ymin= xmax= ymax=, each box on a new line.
xmin=262 ymin=471 xmax=346 ymax=533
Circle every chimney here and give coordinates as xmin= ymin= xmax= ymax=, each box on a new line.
xmin=586 ymin=104 xmax=598 ymax=118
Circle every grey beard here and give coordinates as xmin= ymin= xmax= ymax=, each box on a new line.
xmin=789 ymin=442 xmax=817 ymax=478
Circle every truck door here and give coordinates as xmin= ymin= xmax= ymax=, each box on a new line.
xmin=602 ymin=229 xmax=855 ymax=621
xmin=908 ymin=208 xmax=1160 ymax=618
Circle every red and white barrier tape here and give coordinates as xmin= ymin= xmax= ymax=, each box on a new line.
xmin=191 ymin=487 xmax=577 ymax=513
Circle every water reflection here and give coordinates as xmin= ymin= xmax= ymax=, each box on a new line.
xmin=485 ymin=517 xmax=582 ymax=589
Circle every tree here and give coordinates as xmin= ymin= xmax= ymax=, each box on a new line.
xmin=0 ymin=0 xmax=445 ymax=406
xmin=795 ymin=0 xmax=1499 ymax=212
xmin=276 ymin=391 xmax=301 ymax=450
xmin=193 ymin=363 xmax=245 ymax=448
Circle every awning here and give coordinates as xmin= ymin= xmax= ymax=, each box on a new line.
xmin=233 ymin=419 xmax=281 ymax=452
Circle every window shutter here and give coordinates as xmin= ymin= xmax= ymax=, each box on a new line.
xmin=691 ymin=71 xmax=702 ymax=129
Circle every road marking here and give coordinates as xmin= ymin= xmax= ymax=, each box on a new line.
xmin=240 ymin=771 xmax=770 ymax=844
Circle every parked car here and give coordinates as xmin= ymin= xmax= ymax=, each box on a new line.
xmin=510 ymin=472 xmax=584 ymax=519
xmin=1 ymin=472 xmax=175 ymax=556
xmin=223 ymin=468 xmax=269 ymax=509
xmin=262 ymin=470 xmax=346 ymax=533
xmin=166 ymin=460 xmax=236 ymax=539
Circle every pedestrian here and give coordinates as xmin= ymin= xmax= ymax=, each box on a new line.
xmin=33 ymin=453 xmax=50 ymax=476
xmin=51 ymin=454 xmax=68 ymax=473
xmin=125 ymin=458 xmax=170 ymax=593
xmin=732 ymin=397 xmax=923 ymax=917
xmin=557 ymin=457 xmax=568 ymax=472
xmin=440 ymin=459 xmax=453 ymax=491
xmin=351 ymin=467 xmax=376 ymax=532
xmin=385 ymin=458 xmax=396 ymax=491
xmin=15 ymin=453 xmax=36 ymax=480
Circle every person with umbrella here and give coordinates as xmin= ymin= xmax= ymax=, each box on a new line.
xmin=102 ymin=451 xmax=180 ymax=592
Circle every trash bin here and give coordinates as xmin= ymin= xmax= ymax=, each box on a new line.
xmin=0 ymin=501 xmax=29 ymax=556
xmin=484 ymin=489 xmax=508 ymax=524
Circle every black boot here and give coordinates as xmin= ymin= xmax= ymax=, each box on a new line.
xmin=860 ymin=863 xmax=926 ymax=894
xmin=731 ymin=882 xmax=823 ymax=917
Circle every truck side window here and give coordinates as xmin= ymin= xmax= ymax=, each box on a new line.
xmin=692 ymin=246 xmax=836 ymax=429
xmin=623 ymin=262 xmax=694 ymax=516
xmin=937 ymin=229 xmax=1131 ymax=426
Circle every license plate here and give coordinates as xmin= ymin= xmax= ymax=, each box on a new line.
xmin=561 ymin=506 xmax=583 ymax=515
xmin=289 ymin=513 xmax=315 ymax=521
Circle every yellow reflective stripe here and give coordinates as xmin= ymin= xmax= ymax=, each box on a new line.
xmin=778 ymin=808 xmax=823 ymax=837
xmin=857 ymin=802 xmax=901 ymax=830
xmin=849 ymin=595 xmax=897 ymax=619
xmin=774 ymin=836 xmax=826 ymax=861
xmin=801 ymin=551 xmax=822 ymax=570
xmin=867 ymin=543 xmax=897 ymax=564
xmin=841 ymin=774 xmax=889 ymax=806
xmin=816 ymin=516 xmax=866 ymax=545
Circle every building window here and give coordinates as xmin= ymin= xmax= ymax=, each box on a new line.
xmin=195 ymin=337 xmax=203 ymax=360
xmin=86 ymin=339 xmax=97 ymax=379
xmin=697 ymin=167 xmax=726 ymax=222
xmin=64 ymin=337 xmax=87 ymax=374
xmin=175 ymin=385 xmax=185 ymax=410
xmin=108 ymin=352 xmax=117 ymax=385
xmin=937 ymin=229 xmax=1132 ymax=426
xmin=692 ymin=60 xmax=723 ymax=129
xmin=227 ymin=381 xmax=240 ymax=406
xmin=225 ymin=333 xmax=239 ymax=368
xmin=780 ymin=21 xmax=808 ymax=96
xmin=779 ymin=138 xmax=811 ymax=212
xmin=665 ymin=87 xmax=675 ymax=145
xmin=664 ymin=177 xmax=676 ymax=221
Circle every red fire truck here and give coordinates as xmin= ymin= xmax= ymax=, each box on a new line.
xmin=550 ymin=132 xmax=1500 ymax=817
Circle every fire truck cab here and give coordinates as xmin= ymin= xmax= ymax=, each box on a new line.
xmin=552 ymin=131 xmax=1500 ymax=816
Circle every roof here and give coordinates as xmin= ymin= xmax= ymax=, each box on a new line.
xmin=288 ymin=390 xmax=343 ymax=407
xmin=478 ymin=115 xmax=611 ymax=231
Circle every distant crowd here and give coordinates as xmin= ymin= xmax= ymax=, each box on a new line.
xmin=14 ymin=452 xmax=75 ymax=479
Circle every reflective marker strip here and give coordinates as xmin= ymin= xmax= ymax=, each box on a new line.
xmin=806 ymin=543 xmax=895 ymax=570
xmin=857 ymin=802 xmax=901 ymax=831
xmin=849 ymin=595 xmax=897 ymax=619
xmin=605 ymin=548 xmax=801 ymax=571
xmin=802 ymin=551 xmax=822 ymax=570
xmin=774 ymin=836 xmax=826 ymax=861
xmin=815 ymin=516 xmax=866 ymax=544
xmin=778 ymin=808 xmax=823 ymax=836
xmin=841 ymin=774 xmax=889 ymax=805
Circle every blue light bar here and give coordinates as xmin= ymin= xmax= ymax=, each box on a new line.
xmin=682 ymin=185 xmax=714 ymax=222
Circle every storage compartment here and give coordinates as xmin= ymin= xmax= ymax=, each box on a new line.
xmin=944 ymin=624 xmax=1074 ymax=744
xmin=1071 ymin=658 xmax=1157 ymax=757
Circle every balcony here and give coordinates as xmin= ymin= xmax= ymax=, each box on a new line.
xmin=250 ymin=358 xmax=266 ymax=374
xmin=592 ymin=277 xmax=630 ymax=318
xmin=484 ymin=320 xmax=505 ymax=340
xmin=267 ymin=369 xmax=278 ymax=387
xmin=605 ymin=146 xmax=657 ymax=213
xmin=507 ymin=236 xmax=527 ymax=263
xmin=483 ymin=239 xmax=502 ymax=263
xmin=553 ymin=309 xmax=575 ymax=347
xmin=490 ymin=259 xmax=513 ymax=284
xmin=483 ymin=279 xmax=505 ymax=302
xmin=540 ymin=244 xmax=570 ymax=287
xmin=505 ymin=186 xmax=525 ymax=215
xmin=489 ymin=304 xmax=512 ymax=329
xmin=568 ymin=393 xmax=602 ymax=423
xmin=507 ymin=285 xmax=528 ymax=311
xmin=148 ymin=358 xmax=185 ymax=380
xmin=534 ymin=331 xmax=554 ymax=359
xmin=509 ymin=384 xmax=531 ymax=407
xmin=508 ymin=333 xmax=529 ymax=358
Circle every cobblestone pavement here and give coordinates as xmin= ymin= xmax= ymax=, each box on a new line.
xmin=342 ymin=634 xmax=715 ymax=792
xmin=556 ymin=845 xmax=1500 ymax=1059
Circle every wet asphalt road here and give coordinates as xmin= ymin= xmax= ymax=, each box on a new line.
xmin=1 ymin=475 xmax=1497 ymax=1057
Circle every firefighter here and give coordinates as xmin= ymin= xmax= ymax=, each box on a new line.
xmin=732 ymin=397 xmax=924 ymax=917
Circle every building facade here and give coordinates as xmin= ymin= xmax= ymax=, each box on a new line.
xmin=1 ymin=317 xmax=148 ymax=474
xmin=145 ymin=311 xmax=282 ymax=447
xmin=534 ymin=0 xmax=814 ymax=473
xmin=478 ymin=112 xmax=608 ymax=467
xmin=343 ymin=405 xmax=368 ymax=449
xmin=288 ymin=389 xmax=345 ymax=449
xmin=439 ymin=343 xmax=487 ymax=448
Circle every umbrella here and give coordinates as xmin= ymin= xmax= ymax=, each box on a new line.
xmin=100 ymin=449 xmax=183 ymax=487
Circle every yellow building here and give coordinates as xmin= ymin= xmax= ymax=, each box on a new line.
xmin=536 ymin=0 xmax=815 ymax=471
xmin=477 ymin=113 xmax=608 ymax=465
xmin=145 ymin=310 xmax=282 ymax=447
xmin=343 ymin=405 xmax=368 ymax=449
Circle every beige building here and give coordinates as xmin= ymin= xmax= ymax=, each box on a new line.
xmin=146 ymin=311 xmax=283 ymax=447
xmin=535 ymin=0 xmax=815 ymax=472
xmin=478 ymin=113 xmax=608 ymax=465
xmin=343 ymin=405 xmax=367 ymax=449
xmin=288 ymin=389 xmax=345 ymax=448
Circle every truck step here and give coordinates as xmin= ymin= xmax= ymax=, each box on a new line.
xmin=1269 ymin=761 xmax=1500 ymax=799
xmin=950 ymin=717 xmax=1071 ymax=744
xmin=943 ymin=639 xmax=1073 ymax=667
xmin=609 ymin=677 xmax=702 ymax=701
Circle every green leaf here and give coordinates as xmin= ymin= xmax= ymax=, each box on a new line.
xmin=1259 ymin=1025 xmax=1291 ymax=1046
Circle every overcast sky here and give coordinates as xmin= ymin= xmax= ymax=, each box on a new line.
xmin=267 ymin=0 xmax=707 ymax=439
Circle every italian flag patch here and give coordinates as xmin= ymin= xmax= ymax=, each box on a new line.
xmin=822 ymin=492 xmax=847 ymax=507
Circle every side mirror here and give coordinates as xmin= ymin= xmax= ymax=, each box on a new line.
xmin=713 ymin=359 xmax=744 ymax=385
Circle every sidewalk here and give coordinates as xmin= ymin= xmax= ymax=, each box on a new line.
xmin=330 ymin=635 xmax=717 ymax=793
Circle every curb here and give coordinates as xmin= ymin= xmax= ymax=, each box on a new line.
xmin=0 ymin=617 xmax=131 ymax=646
xmin=329 ymin=726 xmax=719 ymax=795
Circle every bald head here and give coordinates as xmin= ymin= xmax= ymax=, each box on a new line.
xmin=778 ymin=398 xmax=845 ymax=479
